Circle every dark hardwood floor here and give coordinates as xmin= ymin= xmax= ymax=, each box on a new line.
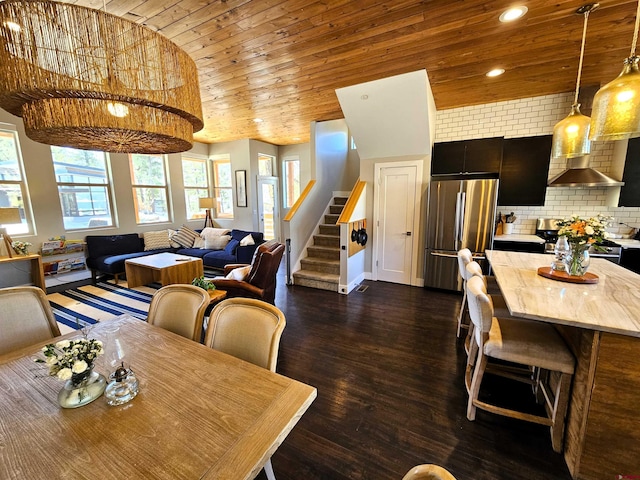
xmin=258 ymin=271 xmax=573 ymax=480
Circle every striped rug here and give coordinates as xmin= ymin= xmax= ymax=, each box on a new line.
xmin=46 ymin=281 xmax=160 ymax=332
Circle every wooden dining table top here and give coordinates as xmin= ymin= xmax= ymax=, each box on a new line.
xmin=0 ymin=315 xmax=317 ymax=480
xmin=486 ymin=250 xmax=640 ymax=337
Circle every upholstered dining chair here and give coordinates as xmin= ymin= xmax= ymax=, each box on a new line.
xmin=0 ymin=286 xmax=60 ymax=356
xmin=465 ymin=275 xmax=575 ymax=453
xmin=402 ymin=464 xmax=457 ymax=480
xmin=205 ymin=297 xmax=286 ymax=480
xmin=209 ymin=240 xmax=284 ymax=305
xmin=146 ymin=284 xmax=210 ymax=342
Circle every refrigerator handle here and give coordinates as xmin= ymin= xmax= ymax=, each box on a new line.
xmin=454 ymin=192 xmax=461 ymax=244
xmin=459 ymin=191 xmax=466 ymax=243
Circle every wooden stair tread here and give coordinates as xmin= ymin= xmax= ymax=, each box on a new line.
xmin=293 ymin=270 xmax=339 ymax=281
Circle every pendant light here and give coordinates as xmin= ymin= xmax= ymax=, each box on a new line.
xmin=552 ymin=4 xmax=597 ymax=159
xmin=590 ymin=0 xmax=640 ymax=141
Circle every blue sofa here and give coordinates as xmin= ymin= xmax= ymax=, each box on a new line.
xmin=85 ymin=229 xmax=264 ymax=284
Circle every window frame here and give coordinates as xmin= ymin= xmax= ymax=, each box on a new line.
xmin=129 ymin=153 xmax=171 ymax=225
xmin=181 ymin=155 xmax=211 ymax=221
xmin=0 ymin=125 xmax=33 ymax=235
xmin=282 ymin=155 xmax=300 ymax=209
xmin=211 ymin=154 xmax=234 ymax=219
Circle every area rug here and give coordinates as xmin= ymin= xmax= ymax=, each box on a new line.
xmin=46 ymin=281 xmax=160 ymax=331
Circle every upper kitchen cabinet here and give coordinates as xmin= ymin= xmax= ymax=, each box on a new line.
xmin=498 ymin=135 xmax=552 ymax=206
xmin=619 ymin=137 xmax=640 ymax=207
xmin=432 ymin=137 xmax=503 ymax=175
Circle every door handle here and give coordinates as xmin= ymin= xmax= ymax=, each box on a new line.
xmin=405 ymin=232 xmax=411 ymax=236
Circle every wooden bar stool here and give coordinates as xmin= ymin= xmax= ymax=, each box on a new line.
xmin=464 ymin=275 xmax=575 ymax=453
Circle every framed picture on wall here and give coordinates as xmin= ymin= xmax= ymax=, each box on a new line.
xmin=235 ymin=170 xmax=247 ymax=207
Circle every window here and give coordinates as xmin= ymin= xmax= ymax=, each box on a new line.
xmin=258 ymin=153 xmax=274 ymax=176
xmin=350 ymin=136 xmax=357 ymax=150
xmin=282 ymin=156 xmax=300 ymax=208
xmin=181 ymin=156 xmax=210 ymax=220
xmin=129 ymin=154 xmax=170 ymax=224
xmin=51 ymin=146 xmax=114 ymax=230
xmin=0 ymin=127 xmax=31 ymax=234
xmin=211 ymin=154 xmax=233 ymax=218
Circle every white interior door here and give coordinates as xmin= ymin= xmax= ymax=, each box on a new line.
xmin=257 ymin=177 xmax=280 ymax=241
xmin=374 ymin=163 xmax=420 ymax=285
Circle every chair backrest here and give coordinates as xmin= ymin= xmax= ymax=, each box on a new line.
xmin=246 ymin=240 xmax=285 ymax=303
xmin=147 ymin=284 xmax=210 ymax=342
xmin=466 ymin=275 xmax=495 ymax=346
xmin=457 ymin=248 xmax=473 ymax=281
xmin=402 ymin=464 xmax=457 ymax=480
xmin=205 ymin=297 xmax=286 ymax=372
xmin=465 ymin=260 xmax=489 ymax=290
xmin=0 ymin=286 xmax=60 ymax=355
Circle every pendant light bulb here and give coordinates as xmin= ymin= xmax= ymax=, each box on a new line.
xmin=551 ymin=4 xmax=596 ymax=159
xmin=590 ymin=0 xmax=640 ymax=141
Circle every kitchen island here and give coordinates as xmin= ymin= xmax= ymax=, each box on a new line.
xmin=486 ymin=250 xmax=640 ymax=479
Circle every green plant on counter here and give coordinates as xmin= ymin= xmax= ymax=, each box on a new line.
xmin=191 ymin=276 xmax=216 ymax=291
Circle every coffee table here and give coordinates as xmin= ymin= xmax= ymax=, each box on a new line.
xmin=125 ymin=252 xmax=204 ymax=288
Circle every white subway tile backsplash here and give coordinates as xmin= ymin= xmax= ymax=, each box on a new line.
xmin=435 ymin=92 xmax=640 ymax=234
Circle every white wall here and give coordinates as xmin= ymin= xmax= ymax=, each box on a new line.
xmin=435 ymin=92 xmax=640 ymax=235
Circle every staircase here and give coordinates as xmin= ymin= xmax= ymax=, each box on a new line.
xmin=292 ymin=196 xmax=347 ymax=292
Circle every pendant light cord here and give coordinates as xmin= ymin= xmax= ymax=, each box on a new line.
xmin=574 ymin=10 xmax=590 ymax=106
xmin=631 ymin=0 xmax=640 ymax=57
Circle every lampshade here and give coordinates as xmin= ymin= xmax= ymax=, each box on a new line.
xmin=551 ymin=4 xmax=595 ymax=158
xmin=198 ymin=197 xmax=215 ymax=209
xmin=589 ymin=0 xmax=640 ymax=141
xmin=0 ymin=207 xmax=21 ymax=225
xmin=0 ymin=1 xmax=203 ymax=154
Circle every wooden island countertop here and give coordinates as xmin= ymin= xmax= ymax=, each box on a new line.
xmin=485 ymin=250 xmax=640 ymax=480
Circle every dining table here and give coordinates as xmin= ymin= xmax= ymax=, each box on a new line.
xmin=0 ymin=314 xmax=317 ymax=479
xmin=485 ymin=250 xmax=640 ymax=480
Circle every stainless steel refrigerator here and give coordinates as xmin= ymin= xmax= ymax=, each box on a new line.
xmin=424 ymin=175 xmax=498 ymax=291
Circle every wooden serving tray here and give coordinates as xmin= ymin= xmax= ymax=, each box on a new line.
xmin=537 ymin=266 xmax=599 ymax=284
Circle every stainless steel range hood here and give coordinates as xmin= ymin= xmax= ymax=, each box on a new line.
xmin=547 ymin=156 xmax=624 ymax=187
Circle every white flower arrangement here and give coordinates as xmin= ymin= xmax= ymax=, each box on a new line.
xmin=11 ymin=240 xmax=31 ymax=255
xmin=556 ymin=214 xmax=611 ymax=248
xmin=35 ymin=338 xmax=104 ymax=381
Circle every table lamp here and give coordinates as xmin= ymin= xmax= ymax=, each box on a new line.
xmin=0 ymin=207 xmax=21 ymax=258
xmin=198 ymin=197 xmax=215 ymax=229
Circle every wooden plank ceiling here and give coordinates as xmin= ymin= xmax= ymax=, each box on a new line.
xmin=65 ymin=0 xmax=639 ymax=146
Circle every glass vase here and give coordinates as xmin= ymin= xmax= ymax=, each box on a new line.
xmin=564 ymin=244 xmax=591 ymax=277
xmin=57 ymin=367 xmax=107 ymax=409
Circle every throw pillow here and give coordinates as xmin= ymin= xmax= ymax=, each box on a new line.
xmin=239 ymin=233 xmax=255 ymax=246
xmin=167 ymin=229 xmax=181 ymax=248
xmin=225 ymin=265 xmax=251 ymax=281
xmin=200 ymin=227 xmax=231 ymax=242
xmin=193 ymin=237 xmax=205 ymax=249
xmin=204 ymin=234 xmax=231 ymax=250
xmin=171 ymin=225 xmax=199 ymax=248
xmin=224 ymin=238 xmax=240 ymax=255
xmin=143 ymin=230 xmax=171 ymax=251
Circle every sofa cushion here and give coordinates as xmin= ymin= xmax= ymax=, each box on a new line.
xmin=175 ymin=247 xmax=209 ymax=258
xmin=86 ymin=234 xmax=143 ymax=259
xmin=230 ymin=229 xmax=264 ymax=244
xmin=171 ymin=225 xmax=199 ymax=248
xmin=93 ymin=250 xmax=173 ymax=273
xmin=202 ymin=250 xmax=236 ymax=269
xmin=239 ymin=233 xmax=255 ymax=246
xmin=200 ymin=227 xmax=231 ymax=242
xmin=225 ymin=265 xmax=251 ymax=281
xmin=224 ymin=238 xmax=240 ymax=255
xmin=205 ymin=235 xmax=231 ymax=250
xmin=143 ymin=230 xmax=171 ymax=251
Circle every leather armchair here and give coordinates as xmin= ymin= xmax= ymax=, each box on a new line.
xmin=210 ymin=240 xmax=284 ymax=304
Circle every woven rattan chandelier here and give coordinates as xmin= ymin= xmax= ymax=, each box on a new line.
xmin=0 ymin=1 xmax=203 ymax=154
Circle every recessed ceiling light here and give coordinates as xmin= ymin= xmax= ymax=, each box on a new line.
xmin=499 ymin=6 xmax=528 ymax=23
xmin=4 ymin=21 xmax=21 ymax=32
xmin=486 ymin=68 xmax=505 ymax=77
xmin=253 ymin=118 xmax=263 ymax=123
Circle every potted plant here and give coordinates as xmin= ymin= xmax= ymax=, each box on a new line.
xmin=191 ymin=276 xmax=216 ymax=291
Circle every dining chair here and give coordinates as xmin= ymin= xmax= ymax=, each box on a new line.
xmin=205 ymin=297 xmax=286 ymax=480
xmin=464 ymin=275 xmax=575 ymax=453
xmin=146 ymin=284 xmax=210 ymax=342
xmin=402 ymin=464 xmax=457 ymax=480
xmin=0 ymin=286 xmax=60 ymax=355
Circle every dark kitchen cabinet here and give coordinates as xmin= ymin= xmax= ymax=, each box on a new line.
xmin=498 ymin=135 xmax=552 ymax=206
xmin=432 ymin=137 xmax=503 ymax=175
xmin=619 ymin=137 xmax=640 ymax=207
xmin=621 ymin=248 xmax=640 ymax=274
xmin=492 ymin=240 xmax=545 ymax=253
